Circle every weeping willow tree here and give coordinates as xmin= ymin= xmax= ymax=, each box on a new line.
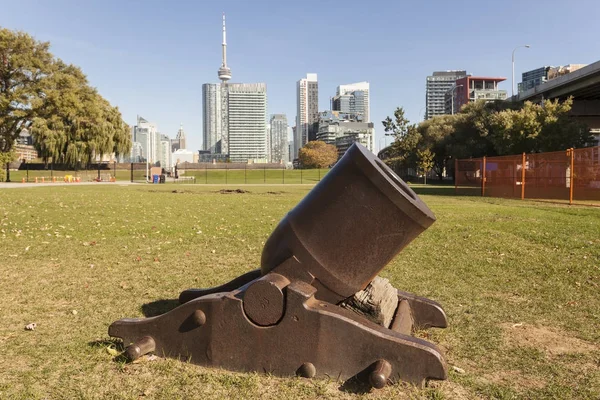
xmin=1 ymin=28 xmax=130 ymax=168
xmin=30 ymin=62 xmax=130 ymax=166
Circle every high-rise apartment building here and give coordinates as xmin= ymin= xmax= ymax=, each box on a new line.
xmin=132 ymin=116 xmax=159 ymax=164
xmin=447 ymin=76 xmax=507 ymax=114
xmin=228 ymin=83 xmax=268 ymax=162
xmin=269 ymin=114 xmax=288 ymax=163
xmin=295 ymin=73 xmax=319 ymax=159
xmin=425 ymin=70 xmax=467 ymax=119
xmin=333 ymin=82 xmax=370 ymax=122
xmin=316 ymin=111 xmax=374 ymax=156
xmin=202 ymin=83 xmax=222 ymax=153
xmin=159 ymin=134 xmax=172 ymax=168
xmin=518 ymin=66 xmax=552 ymax=94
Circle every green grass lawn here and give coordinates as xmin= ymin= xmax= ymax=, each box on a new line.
xmin=0 ymin=184 xmax=598 ymax=399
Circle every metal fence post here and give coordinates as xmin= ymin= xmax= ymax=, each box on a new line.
xmin=481 ymin=156 xmax=487 ymax=197
xmin=521 ymin=153 xmax=526 ymax=200
xmin=130 ymin=163 xmax=134 ymax=182
xmin=569 ymin=148 xmax=574 ymax=205
xmin=454 ymin=158 xmax=458 ymax=194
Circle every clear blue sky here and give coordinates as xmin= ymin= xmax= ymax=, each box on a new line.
xmin=3 ymin=0 xmax=600 ymax=151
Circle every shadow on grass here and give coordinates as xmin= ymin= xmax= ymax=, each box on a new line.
xmin=88 ymin=338 xmax=124 ymax=350
xmin=141 ymin=299 xmax=180 ymax=317
xmin=338 ymin=374 xmax=373 ymax=395
xmin=409 ymin=185 xmax=458 ymax=197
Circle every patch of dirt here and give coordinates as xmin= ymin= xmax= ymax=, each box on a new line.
xmin=218 ymin=189 xmax=250 ymax=194
xmin=502 ymin=323 xmax=597 ymax=356
xmin=265 ymin=191 xmax=286 ymax=195
xmin=482 ymin=370 xmax=546 ymax=390
xmin=486 ymin=292 xmax=529 ymax=304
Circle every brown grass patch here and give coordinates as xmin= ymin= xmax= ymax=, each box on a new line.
xmin=482 ymin=370 xmax=546 ymax=390
xmin=502 ymin=323 xmax=597 ymax=356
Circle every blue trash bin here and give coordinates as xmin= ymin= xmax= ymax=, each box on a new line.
xmin=152 ymin=174 xmax=159 ymax=184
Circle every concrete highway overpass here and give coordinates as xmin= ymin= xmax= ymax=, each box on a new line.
xmin=517 ymin=60 xmax=600 ymax=133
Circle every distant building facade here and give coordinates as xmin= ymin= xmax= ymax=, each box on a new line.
xmin=202 ymin=83 xmax=222 ymax=154
xmin=333 ymin=82 xmax=370 ymax=122
xmin=425 ymin=70 xmax=468 ymax=119
xmin=132 ymin=116 xmax=160 ymax=164
xmin=518 ymin=66 xmax=552 ymax=94
xmin=269 ymin=114 xmax=288 ymax=163
xmin=160 ymin=134 xmax=172 ymax=168
xmin=447 ymin=76 xmax=508 ymax=114
xmin=227 ymin=83 xmax=268 ymax=162
xmin=317 ymin=111 xmax=374 ymax=157
xmin=295 ymin=73 xmax=318 ymax=158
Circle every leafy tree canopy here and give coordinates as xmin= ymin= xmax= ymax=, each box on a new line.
xmin=381 ymin=100 xmax=596 ymax=179
xmin=0 ymin=28 xmax=130 ymax=166
xmin=298 ymin=140 xmax=338 ymax=169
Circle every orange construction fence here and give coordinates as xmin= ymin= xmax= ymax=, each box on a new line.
xmin=455 ymin=145 xmax=600 ymax=205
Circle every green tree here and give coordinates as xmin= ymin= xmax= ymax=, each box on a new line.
xmin=381 ymin=107 xmax=421 ymax=172
xmin=487 ymin=98 xmax=593 ymax=154
xmin=30 ymin=62 xmax=130 ymax=166
xmin=0 ymin=28 xmax=54 ymax=153
xmin=416 ymin=148 xmax=434 ymax=184
xmin=1 ymin=28 xmax=130 ymax=170
xmin=298 ymin=141 xmax=337 ymax=169
xmin=417 ymin=114 xmax=458 ymax=180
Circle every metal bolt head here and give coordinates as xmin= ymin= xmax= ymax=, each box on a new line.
xmin=296 ymin=362 xmax=316 ymax=378
xmin=193 ymin=310 xmax=206 ymax=326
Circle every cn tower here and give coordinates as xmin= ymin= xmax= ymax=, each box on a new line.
xmin=218 ymin=13 xmax=232 ymax=82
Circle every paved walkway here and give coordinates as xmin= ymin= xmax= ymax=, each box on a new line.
xmin=0 ymin=182 xmax=137 ymax=189
xmin=0 ymin=182 xmax=316 ymax=189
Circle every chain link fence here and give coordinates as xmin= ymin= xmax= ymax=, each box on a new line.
xmin=3 ymin=161 xmax=330 ymax=185
xmin=455 ymin=145 xmax=600 ymax=205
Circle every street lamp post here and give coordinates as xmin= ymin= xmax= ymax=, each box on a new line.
xmin=512 ymin=45 xmax=531 ymax=99
xmin=449 ymin=84 xmax=463 ymax=115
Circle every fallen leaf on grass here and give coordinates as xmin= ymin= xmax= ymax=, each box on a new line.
xmin=451 ymin=365 xmax=465 ymax=374
xmin=106 ymin=345 xmax=119 ymax=356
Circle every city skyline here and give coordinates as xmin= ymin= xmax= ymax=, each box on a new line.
xmin=3 ymin=0 xmax=600 ymax=152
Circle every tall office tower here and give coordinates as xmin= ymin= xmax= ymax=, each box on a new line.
xmin=175 ymin=123 xmax=186 ymax=150
xmin=159 ymin=134 xmax=172 ymax=168
xmin=133 ymin=116 xmax=159 ymax=163
xmin=425 ymin=70 xmax=467 ymax=120
xmin=295 ymin=73 xmax=318 ymax=158
xmin=227 ymin=83 xmax=268 ymax=162
xmin=202 ymin=83 xmax=222 ymax=153
xmin=269 ymin=114 xmax=288 ymax=163
xmin=334 ymin=82 xmax=370 ymax=122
